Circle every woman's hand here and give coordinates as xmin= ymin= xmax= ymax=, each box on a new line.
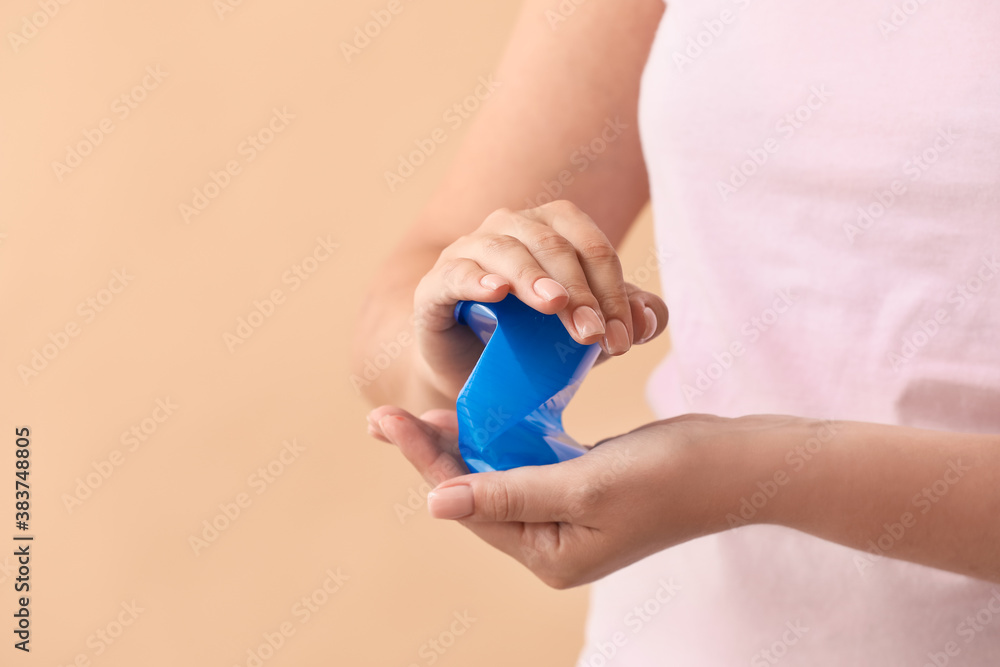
xmin=369 ymin=406 xmax=1000 ymax=585
xmin=411 ymin=200 xmax=668 ymax=399
xmin=367 ymin=406 xmax=795 ymax=588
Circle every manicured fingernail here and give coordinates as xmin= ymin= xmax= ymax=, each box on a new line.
xmin=481 ymin=274 xmax=508 ymax=291
xmin=533 ymin=277 xmax=568 ymax=302
xmin=428 ymin=485 xmax=474 ymax=519
xmin=572 ymin=306 xmax=605 ymax=339
xmin=638 ymin=307 xmax=657 ymax=343
xmin=605 ymin=318 xmax=630 ymax=355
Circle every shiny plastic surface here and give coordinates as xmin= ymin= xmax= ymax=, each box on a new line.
xmin=453 ymin=295 xmax=601 ymax=472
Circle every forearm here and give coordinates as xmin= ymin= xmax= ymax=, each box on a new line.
xmin=353 ymin=0 xmax=663 ymax=409
xmin=351 ymin=242 xmax=451 ymax=411
xmin=756 ymin=419 xmax=1000 ymax=582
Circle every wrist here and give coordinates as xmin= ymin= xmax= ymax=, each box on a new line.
xmin=707 ymin=415 xmax=838 ymax=530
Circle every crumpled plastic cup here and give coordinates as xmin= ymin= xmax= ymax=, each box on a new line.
xmin=453 ymin=294 xmax=601 ymax=472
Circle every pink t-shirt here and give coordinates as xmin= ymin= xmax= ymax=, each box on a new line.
xmin=578 ymin=1 xmax=1000 ymax=665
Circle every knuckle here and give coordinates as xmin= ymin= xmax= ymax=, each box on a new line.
xmin=598 ymin=295 xmax=630 ymax=321
xmin=509 ymin=262 xmax=539 ymax=284
xmin=482 ymin=234 xmax=521 ymax=256
xmin=539 ymin=572 xmax=572 ymax=590
xmin=538 ymin=563 xmax=584 ymax=590
xmin=578 ymin=238 xmax=619 ymax=264
xmin=448 ymin=234 xmax=471 ymax=251
xmin=529 ymin=231 xmax=573 ymax=258
xmin=543 ymin=199 xmax=581 ymax=217
xmin=438 ymin=258 xmax=467 ymax=285
xmin=483 ymin=482 xmax=519 ymax=522
xmin=483 ymin=207 xmax=515 ymax=230
xmin=559 ymin=278 xmax=595 ymax=300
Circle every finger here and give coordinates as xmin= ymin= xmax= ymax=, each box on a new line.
xmin=419 ymin=409 xmax=459 ymax=436
xmin=374 ymin=406 xmax=468 ymax=486
xmin=624 ymin=285 xmax=669 ymax=344
xmin=369 ymin=407 xmax=461 ymax=442
xmin=500 ymin=216 xmax=610 ymax=347
xmin=373 ymin=407 xmax=602 ymax=581
xmin=366 ymin=410 xmax=391 ymax=443
xmin=450 ymin=230 xmax=571 ymax=316
xmin=533 ymin=201 xmax=632 ymax=356
xmin=426 ymin=462 xmax=583 ymax=524
xmin=414 ymin=257 xmax=511 ymax=333
xmin=460 ymin=515 xmax=603 ymax=589
xmin=575 ymin=284 xmax=668 ymax=366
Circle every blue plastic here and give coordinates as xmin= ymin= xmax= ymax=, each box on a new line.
xmin=453 ymin=294 xmax=601 ymax=472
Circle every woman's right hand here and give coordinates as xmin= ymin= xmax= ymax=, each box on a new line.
xmin=412 ymin=199 xmax=669 ymax=399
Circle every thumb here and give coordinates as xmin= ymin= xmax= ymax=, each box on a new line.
xmin=427 ymin=466 xmax=573 ymax=523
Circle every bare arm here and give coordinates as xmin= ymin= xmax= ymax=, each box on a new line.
xmin=768 ymin=420 xmax=1000 ymax=582
xmin=353 ymin=0 xmax=666 ymax=411
xmin=371 ymin=407 xmax=1000 ymax=587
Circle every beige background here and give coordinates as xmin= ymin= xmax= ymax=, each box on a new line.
xmin=1 ymin=1 xmax=667 ymax=665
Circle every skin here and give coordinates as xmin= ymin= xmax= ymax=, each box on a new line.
xmin=367 ymin=409 xmax=1000 ymax=588
xmin=355 ymin=0 xmax=1000 ymax=588
xmin=352 ymin=0 xmax=667 ymax=413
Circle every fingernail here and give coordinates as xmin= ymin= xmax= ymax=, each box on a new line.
xmin=605 ymin=318 xmax=630 ymax=355
xmin=481 ymin=274 xmax=508 ymax=291
xmin=428 ymin=485 xmax=474 ymax=519
xmin=638 ymin=307 xmax=657 ymax=343
xmin=533 ymin=277 xmax=568 ymax=302
xmin=572 ymin=306 xmax=605 ymax=339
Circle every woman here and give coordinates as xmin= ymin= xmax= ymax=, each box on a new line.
xmin=355 ymin=0 xmax=1000 ymax=663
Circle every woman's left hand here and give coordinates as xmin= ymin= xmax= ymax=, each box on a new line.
xmin=367 ymin=406 xmax=799 ymax=588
